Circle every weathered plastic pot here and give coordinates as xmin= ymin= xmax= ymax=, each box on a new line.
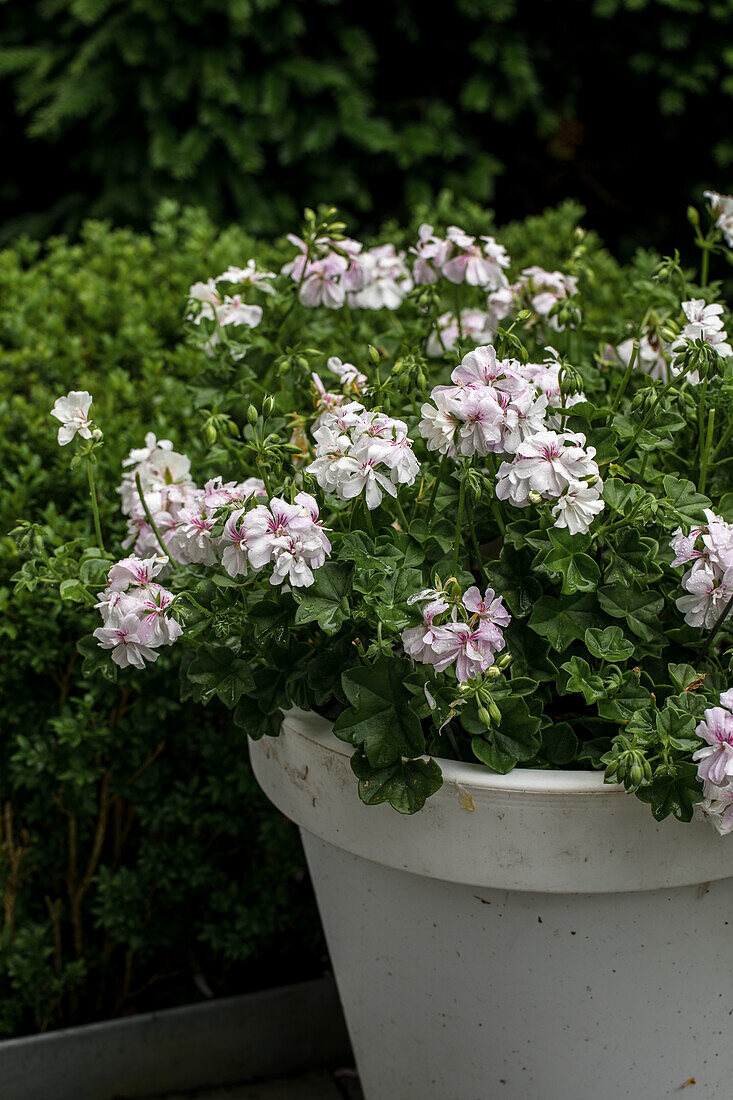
xmin=249 ymin=709 xmax=733 ymax=1100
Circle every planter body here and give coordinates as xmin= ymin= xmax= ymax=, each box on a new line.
xmin=250 ymin=710 xmax=733 ymax=1100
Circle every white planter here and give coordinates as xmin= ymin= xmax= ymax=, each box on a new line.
xmin=250 ymin=709 xmax=733 ymax=1100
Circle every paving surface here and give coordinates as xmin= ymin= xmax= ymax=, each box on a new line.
xmin=154 ymin=1069 xmax=364 ymax=1099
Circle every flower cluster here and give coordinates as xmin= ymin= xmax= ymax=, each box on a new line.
xmin=670 ymin=509 xmax=733 ymax=629
xmin=402 ymin=585 xmax=511 ymax=683
xmin=412 ymin=224 xmax=510 ymax=289
xmin=705 ymin=190 xmax=733 ymax=248
xmin=282 ymin=236 xmax=412 ymax=310
xmin=496 ymin=430 xmax=604 ymax=535
xmin=307 ymin=402 xmax=420 ymax=509
xmin=694 ymin=689 xmax=733 ymax=835
xmin=670 ymin=298 xmax=732 ymax=382
xmin=488 ymin=266 xmax=579 ymax=330
xmin=426 ymin=308 xmax=495 ymax=358
xmin=222 ymin=492 xmax=331 ymax=587
xmin=93 ymin=555 xmax=182 ymax=669
xmin=419 ymin=345 xmax=549 ymax=460
xmin=188 ymin=263 xmax=274 ymax=354
xmin=118 ymin=433 xmax=266 ymax=564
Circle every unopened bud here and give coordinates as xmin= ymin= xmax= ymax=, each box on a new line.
xmin=528 ymin=490 xmax=543 ymax=505
xmin=247 ymin=405 xmax=259 ymax=426
xmin=477 ymin=705 xmax=492 ymax=727
xmin=262 ymin=395 xmax=275 ymax=416
xmin=91 ymin=428 xmax=103 ymax=441
xmin=368 ymin=345 xmax=381 ymax=365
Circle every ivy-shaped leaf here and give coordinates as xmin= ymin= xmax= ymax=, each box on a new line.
xmin=529 ymin=593 xmax=600 ymax=652
xmin=293 ymin=562 xmax=353 ymax=635
xmin=351 ymin=750 xmax=443 ymax=814
xmin=186 ymin=644 xmax=255 ymax=708
xmin=333 ymin=658 xmax=425 ymax=766
xmin=597 ymin=583 xmax=665 ymax=642
xmin=585 ymin=625 xmax=635 ymax=662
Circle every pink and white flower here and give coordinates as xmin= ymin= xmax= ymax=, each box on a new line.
xmin=694 ymin=701 xmax=733 ymax=786
xmin=442 ymin=227 xmax=509 ymax=290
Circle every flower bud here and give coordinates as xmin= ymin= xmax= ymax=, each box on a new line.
xmin=528 ymin=490 xmax=543 ymax=505
xmin=368 ymin=345 xmax=381 ymax=365
xmin=247 ymin=405 xmax=259 ymax=426
xmin=262 ymin=395 xmax=275 ymax=416
xmin=91 ymin=428 xmax=103 ymax=441
xmin=477 ymin=705 xmax=493 ymax=727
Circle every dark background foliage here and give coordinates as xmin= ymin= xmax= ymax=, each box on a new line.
xmin=0 ymin=0 xmax=732 ymax=252
xmin=0 ymin=206 xmax=325 ymax=1037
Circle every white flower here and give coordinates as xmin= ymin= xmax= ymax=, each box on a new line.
xmin=496 ymin=429 xmax=604 ymax=533
xmin=93 ymin=613 xmax=161 ymax=670
xmin=308 ymin=405 xmax=419 ymax=509
xmin=418 ymin=389 xmax=461 ymax=457
xmin=216 ymin=260 xmax=276 ymax=293
xmin=441 ymin=228 xmax=509 ymax=290
xmin=50 ymin=391 xmax=93 ymax=446
xmin=326 ymin=356 xmax=368 ymax=392
xmin=676 ymin=561 xmax=733 ymax=630
xmin=616 ymin=332 xmax=670 ymax=383
xmin=671 ymin=298 xmax=732 ymax=382
xmin=704 ymin=190 xmax=733 ymax=248
xmin=551 ymin=482 xmax=605 ymax=536
xmin=348 ymin=245 xmax=413 ymax=310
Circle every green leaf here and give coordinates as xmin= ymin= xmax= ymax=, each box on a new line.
xmin=597 ymin=673 xmax=653 ymax=722
xmin=59 ymin=578 xmax=89 ymax=603
xmin=77 ymin=634 xmax=118 ymax=682
xmin=468 ymin=696 xmax=542 ymax=773
xmin=541 ymin=722 xmax=579 ymax=765
xmin=293 ymin=562 xmax=353 ymax=635
xmin=233 ymin=698 xmax=283 ymax=741
xmin=538 ymin=528 xmax=600 ymax=594
xmin=529 ymin=594 xmax=599 ymax=652
xmin=662 ymin=475 xmax=711 ymax=525
xmin=597 ymin=583 xmax=664 ymax=642
xmin=333 ymin=658 xmax=425 ymax=766
xmin=186 ymin=645 xmax=255 ymax=708
xmin=584 ymin=626 xmax=635 ymax=662
xmin=561 ymin=656 xmax=606 ymax=703
xmin=351 ymin=751 xmax=443 ymax=814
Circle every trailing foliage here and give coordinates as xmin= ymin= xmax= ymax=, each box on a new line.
xmin=0 ymin=204 xmax=322 ymax=1038
xmin=1 ymin=1 xmax=733 ymax=247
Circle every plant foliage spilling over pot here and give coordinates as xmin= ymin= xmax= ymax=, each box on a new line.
xmin=20 ymin=194 xmax=733 ymax=831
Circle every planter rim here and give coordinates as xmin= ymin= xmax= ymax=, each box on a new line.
xmin=249 ymin=708 xmax=733 ymax=893
xmin=286 ymin=707 xmax=620 ymax=795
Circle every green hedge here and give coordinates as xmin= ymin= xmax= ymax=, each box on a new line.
xmin=1 ymin=1 xmax=732 ymax=248
xmin=0 ymin=203 xmax=323 ymax=1037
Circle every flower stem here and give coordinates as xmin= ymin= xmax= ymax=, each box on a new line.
xmin=700 ymin=589 xmax=733 ymax=659
xmin=451 ymin=474 xmax=467 ymax=576
xmin=610 ymin=340 xmax=638 ymax=414
xmin=701 ymin=246 xmax=710 ymax=289
xmin=86 ymin=459 xmax=105 ymax=552
xmin=699 ymin=406 xmax=715 ymax=495
xmin=135 ymin=472 xmax=174 ymax=562
xmin=426 ymin=451 xmax=449 ymax=524
xmin=393 ymin=495 xmax=409 ymax=531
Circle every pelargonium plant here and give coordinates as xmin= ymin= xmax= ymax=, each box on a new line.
xmin=36 ymin=198 xmax=733 ymax=827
